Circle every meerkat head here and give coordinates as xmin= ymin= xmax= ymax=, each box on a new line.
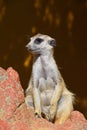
xmin=26 ymin=33 xmax=56 ymax=55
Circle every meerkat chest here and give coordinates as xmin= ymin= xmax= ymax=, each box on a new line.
xmin=39 ymin=57 xmax=56 ymax=106
xmin=40 ymin=56 xmax=57 ymax=79
xmin=33 ymin=56 xmax=54 ymax=79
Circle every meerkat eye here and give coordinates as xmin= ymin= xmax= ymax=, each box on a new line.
xmin=34 ymin=38 xmax=44 ymax=44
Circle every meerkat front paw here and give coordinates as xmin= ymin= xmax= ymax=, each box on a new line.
xmin=34 ymin=111 xmax=41 ymax=118
xmin=49 ymin=110 xmax=56 ymax=122
xmin=49 ymin=113 xmax=55 ymax=122
xmin=34 ymin=108 xmax=42 ymax=118
xmin=49 ymin=104 xmax=57 ymax=122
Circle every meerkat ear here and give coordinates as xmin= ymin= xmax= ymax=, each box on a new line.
xmin=48 ymin=39 xmax=56 ymax=47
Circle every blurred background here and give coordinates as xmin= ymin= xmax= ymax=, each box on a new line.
xmin=0 ymin=0 xmax=87 ymax=118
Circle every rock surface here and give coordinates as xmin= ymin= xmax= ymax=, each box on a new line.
xmin=0 ymin=67 xmax=87 ymax=130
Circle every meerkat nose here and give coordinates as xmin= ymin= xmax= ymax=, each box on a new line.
xmin=26 ymin=44 xmax=31 ymax=49
xmin=26 ymin=44 xmax=32 ymax=51
xmin=26 ymin=44 xmax=29 ymax=48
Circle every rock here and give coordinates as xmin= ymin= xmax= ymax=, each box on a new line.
xmin=0 ymin=120 xmax=11 ymax=130
xmin=0 ymin=67 xmax=87 ymax=130
xmin=0 ymin=67 xmax=24 ymax=121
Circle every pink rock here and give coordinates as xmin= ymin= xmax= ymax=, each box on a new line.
xmin=0 ymin=67 xmax=87 ymax=130
xmin=0 ymin=120 xmax=11 ymax=130
xmin=0 ymin=67 xmax=24 ymax=121
xmin=7 ymin=67 xmax=20 ymax=83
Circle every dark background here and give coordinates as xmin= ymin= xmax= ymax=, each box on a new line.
xmin=0 ymin=0 xmax=87 ymax=118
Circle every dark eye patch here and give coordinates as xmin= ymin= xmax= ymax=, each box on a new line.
xmin=34 ymin=38 xmax=44 ymax=44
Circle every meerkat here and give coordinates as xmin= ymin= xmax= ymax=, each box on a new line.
xmin=25 ymin=33 xmax=74 ymax=124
